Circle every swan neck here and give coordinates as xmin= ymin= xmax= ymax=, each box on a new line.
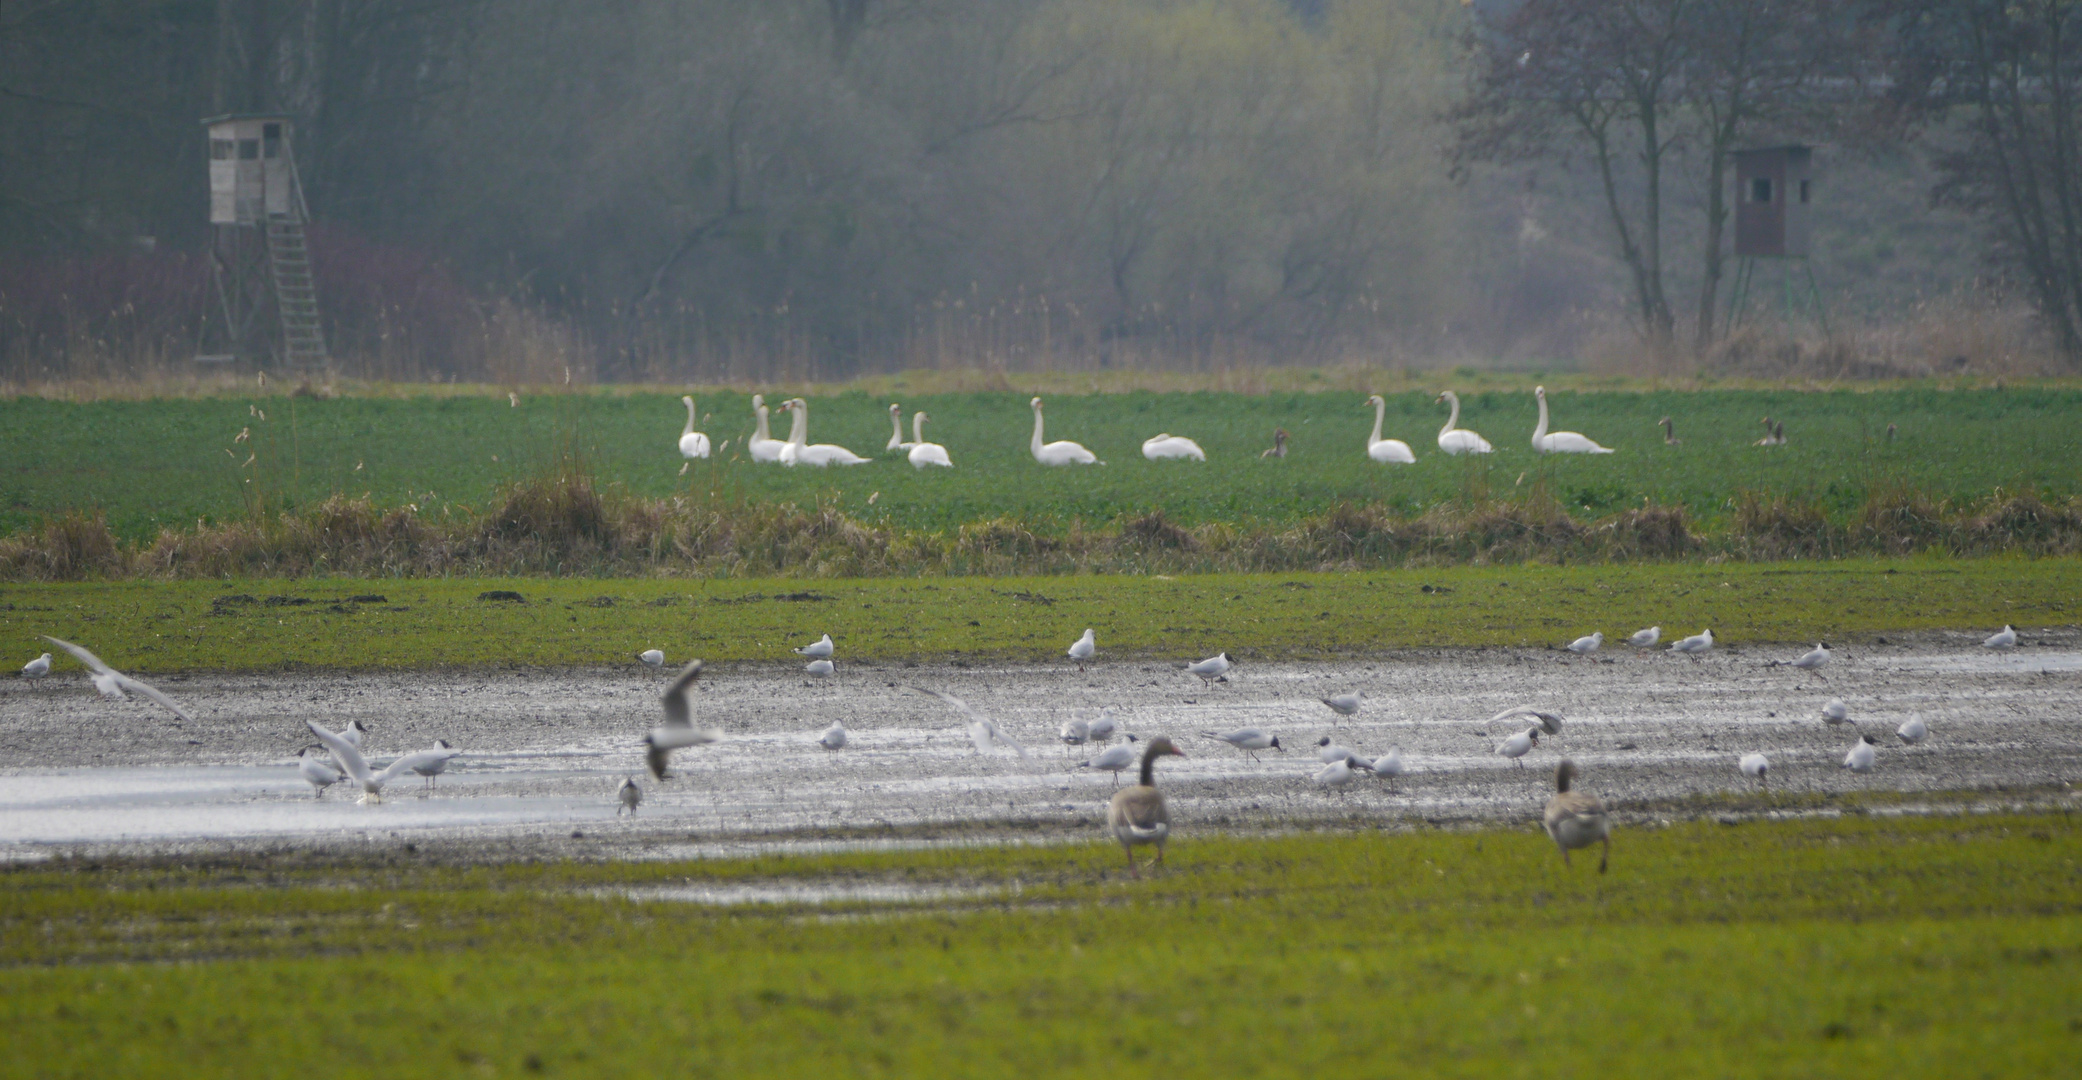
xmin=1370 ymin=398 xmax=1385 ymax=445
xmin=1533 ymin=394 xmax=1550 ymax=443
xmin=788 ymin=404 xmax=808 ymax=446
xmin=1441 ymin=393 xmax=1460 ymax=436
xmin=684 ymin=398 xmax=697 ymax=436
xmin=891 ymin=410 xmax=905 ymax=442
xmin=754 ymin=404 xmax=771 ymax=441
xmin=1031 ymin=404 xmax=1045 ymax=453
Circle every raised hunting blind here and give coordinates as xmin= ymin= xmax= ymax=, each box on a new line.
xmin=1726 ymin=145 xmax=1827 ymax=335
xmin=196 ymin=114 xmax=329 ymax=370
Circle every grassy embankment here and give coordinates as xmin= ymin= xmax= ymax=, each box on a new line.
xmin=3 ymin=385 xmax=2077 ymax=545
xmin=3 ymin=558 xmax=2073 ymax=671
xmin=2 ymin=814 xmax=2078 ymax=1076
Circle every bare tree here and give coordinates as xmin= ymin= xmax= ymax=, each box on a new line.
xmin=1885 ymin=0 xmax=2082 ymax=363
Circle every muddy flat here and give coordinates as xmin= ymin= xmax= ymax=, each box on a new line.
xmin=2 ymin=633 xmax=2078 ymax=859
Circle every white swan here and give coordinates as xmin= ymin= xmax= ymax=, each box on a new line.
xmin=1531 ymin=386 xmax=1614 ymax=454
xmin=907 ymin=411 xmax=952 ymax=469
xmin=778 ymin=398 xmax=870 ymax=467
xmin=1434 ymin=391 xmax=1492 ymax=455
xmin=1030 ymin=397 xmax=1101 ymax=465
xmin=678 ymin=396 xmax=711 ymax=459
xmin=1142 ymin=434 xmax=1206 ymax=461
xmin=748 ymin=394 xmax=786 ymax=463
xmin=1364 ymin=395 xmax=1416 ymax=464
xmin=885 ymin=403 xmax=917 ymax=452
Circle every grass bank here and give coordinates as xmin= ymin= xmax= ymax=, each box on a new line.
xmin=3 ymin=558 xmax=2073 ymax=672
xmin=2 ymin=813 xmax=2078 ymax=1076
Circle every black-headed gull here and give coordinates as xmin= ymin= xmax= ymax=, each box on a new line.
xmin=331 ymin=720 xmax=369 ymax=748
xmin=1628 ymin=626 xmax=1661 ymax=647
xmin=1313 ymin=757 xmax=1358 ymax=788
xmin=1186 ymin=653 xmax=1233 ymax=684
xmin=1896 ymin=715 xmax=1927 ymax=745
xmin=1110 ymin=737 xmax=1184 ymax=878
xmin=1820 ymin=699 xmax=1851 ymax=727
xmin=42 ymin=636 xmax=194 ymax=721
xmin=805 ymin=659 xmax=835 ymax=678
xmin=1086 ymin=709 xmax=1120 ymax=744
xmin=1319 ymin=691 xmax=1363 ymax=719
xmin=401 ymin=740 xmax=462 ymax=790
xmin=1370 ymin=749 xmax=1405 ymax=790
xmin=1067 ymin=629 xmax=1096 ymax=670
xmin=20 ymin=652 xmax=50 ymax=684
xmin=1567 ymin=632 xmax=1602 ymax=655
xmin=795 ymin=634 xmax=835 ymax=659
xmin=1496 ymin=726 xmax=1540 ymax=766
xmin=1079 ymin=735 xmax=1141 ymax=785
xmin=298 ymin=747 xmax=341 ymax=798
xmin=1739 ymin=752 xmax=1769 ymax=789
xmin=639 ymin=649 xmax=665 ymax=668
xmin=1488 ymin=705 xmax=1564 ymax=736
xmin=1544 ymin=760 xmax=1610 ymax=872
xmin=1842 ymin=735 xmax=1877 ymax=773
xmin=306 ymin=719 xmax=428 ymax=804
xmin=1059 ymin=717 xmax=1090 ymax=747
xmin=820 ymin=721 xmax=848 ymax=750
xmin=1791 ymin=643 xmax=1831 ymax=671
xmin=644 ymin=660 xmax=724 ymax=780
xmin=1984 ymin=625 xmax=2017 ymax=649
xmin=1203 ymin=727 xmax=1281 ymax=760
xmin=1668 ymin=628 xmax=1714 ymax=655
xmin=1316 ymin=737 xmax=1370 ymax=768
xmin=617 ymin=777 xmax=642 ymax=816
xmin=914 ymin=687 xmax=1031 ymax=760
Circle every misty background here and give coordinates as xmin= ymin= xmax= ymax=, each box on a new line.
xmin=0 ymin=0 xmax=2063 ymax=384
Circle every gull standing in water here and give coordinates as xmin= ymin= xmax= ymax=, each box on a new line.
xmin=42 ymin=636 xmax=195 ymax=721
xmin=1067 ymin=629 xmax=1096 ymax=671
xmin=617 ymin=777 xmax=643 ymax=816
xmin=1079 ymin=735 xmax=1141 ymax=785
xmin=306 ymin=719 xmax=430 ymax=804
xmin=1984 ymin=625 xmax=2017 ymax=649
xmin=1109 ymin=736 xmax=1184 ymax=878
xmin=819 ymin=721 xmax=848 ymax=750
xmin=795 ymin=634 xmax=834 ymax=659
xmin=1203 ymin=727 xmax=1281 ymax=760
xmin=403 ymin=739 xmax=463 ymax=791
xmin=1669 ymin=629 xmax=1714 ymax=656
xmin=1543 ymin=760 xmax=1611 ymax=872
xmin=914 ymin=687 xmax=1032 ymax=760
xmin=639 ymin=649 xmax=666 ymax=668
xmin=644 ymin=661 xmax=724 ymax=780
xmin=1186 ymin=652 xmax=1233 ymax=685
xmin=1567 ymin=632 xmax=1603 ymax=655
xmin=20 ymin=652 xmax=50 ymax=685
xmin=299 ymin=747 xmax=341 ymax=798
xmin=1739 ymin=752 xmax=1770 ymax=790
xmin=1628 ymin=626 xmax=1661 ymax=648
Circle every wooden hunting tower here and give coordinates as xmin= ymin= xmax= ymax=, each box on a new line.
xmin=197 ymin=113 xmax=329 ymax=370
xmin=1733 ymin=145 xmax=1813 ymax=259
xmin=1726 ymin=144 xmax=1826 ymax=335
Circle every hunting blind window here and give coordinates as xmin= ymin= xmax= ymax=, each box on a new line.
xmin=238 ymin=139 xmax=259 ymax=160
xmin=211 ymin=139 xmax=233 ymax=160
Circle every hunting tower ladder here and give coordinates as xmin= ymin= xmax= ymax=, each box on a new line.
xmin=196 ymin=114 xmax=330 ymax=371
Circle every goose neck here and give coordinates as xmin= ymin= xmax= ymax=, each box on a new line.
xmin=1139 ymin=748 xmax=1159 ymax=786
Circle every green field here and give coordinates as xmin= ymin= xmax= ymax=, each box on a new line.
xmin=5 ymin=385 xmax=2079 ymax=544
xmin=5 ymin=558 xmax=2071 ymax=671
xmin=3 ymin=813 xmax=2077 ymax=1077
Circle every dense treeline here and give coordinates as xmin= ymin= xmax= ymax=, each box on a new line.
xmin=0 ymin=1 xmax=2076 ymax=380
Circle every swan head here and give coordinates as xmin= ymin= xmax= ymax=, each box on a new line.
xmin=752 ymin=393 xmax=764 ymax=408
xmin=916 ymin=411 xmax=928 ymax=425
xmin=682 ymin=395 xmax=694 ymax=407
xmin=889 ymin=403 xmax=901 ymax=416
xmin=1534 ymin=385 xmax=1547 ymax=398
xmin=1436 ymin=390 xmax=1457 ymax=405
xmin=1030 ymin=396 xmax=1044 ymax=410
xmin=1366 ymin=394 xmax=1384 ymax=406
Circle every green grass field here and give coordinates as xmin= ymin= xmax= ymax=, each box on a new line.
xmin=3 ymin=813 xmax=2078 ymax=1077
xmin=5 ymin=386 xmax=2079 ymax=543
xmin=4 ymin=557 xmax=2072 ymax=671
